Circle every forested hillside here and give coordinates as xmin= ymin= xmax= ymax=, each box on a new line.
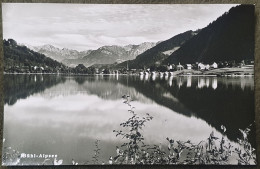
xmin=164 ymin=5 xmax=255 ymax=64
xmin=3 ymin=39 xmax=65 ymax=72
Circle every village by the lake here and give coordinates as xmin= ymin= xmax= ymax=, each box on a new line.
xmin=1 ymin=3 xmax=257 ymax=166
xmin=3 ymin=59 xmax=254 ymax=77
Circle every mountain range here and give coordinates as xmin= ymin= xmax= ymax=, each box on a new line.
xmin=24 ymin=44 xmax=91 ymax=63
xmin=116 ymin=30 xmax=199 ymax=69
xmin=9 ymin=5 xmax=255 ymax=70
xmin=25 ymin=42 xmax=157 ymax=67
xmin=116 ymin=5 xmax=254 ymax=69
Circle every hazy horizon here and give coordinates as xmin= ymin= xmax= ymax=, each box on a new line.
xmin=2 ymin=3 xmax=238 ymax=51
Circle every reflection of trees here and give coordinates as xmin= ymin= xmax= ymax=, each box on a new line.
xmin=177 ymin=80 xmax=254 ymax=146
xmin=74 ymin=76 xmax=87 ymax=85
xmin=4 ymin=74 xmax=66 ymax=105
xmin=71 ymin=75 xmax=190 ymax=116
xmin=4 ymin=75 xmax=255 ymax=146
xmin=72 ymin=75 xmax=153 ymax=103
xmin=116 ymin=76 xmax=255 ymax=146
xmin=118 ymin=76 xmax=192 ymax=116
xmin=70 ymin=75 xmax=254 ymax=146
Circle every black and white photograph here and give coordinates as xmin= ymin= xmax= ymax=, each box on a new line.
xmin=1 ymin=3 xmax=256 ymax=165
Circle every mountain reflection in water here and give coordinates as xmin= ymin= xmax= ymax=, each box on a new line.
xmin=3 ymin=74 xmax=255 ymax=164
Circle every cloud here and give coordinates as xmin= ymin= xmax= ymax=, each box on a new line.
xmin=2 ymin=3 xmax=238 ymax=50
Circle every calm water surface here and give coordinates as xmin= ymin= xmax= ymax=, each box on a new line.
xmin=3 ymin=74 xmax=255 ymax=165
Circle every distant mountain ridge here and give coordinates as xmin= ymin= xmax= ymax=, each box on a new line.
xmin=116 ymin=30 xmax=198 ymax=69
xmin=124 ymin=42 xmax=161 ymax=59
xmin=25 ymin=42 xmax=157 ymax=67
xmin=81 ymin=42 xmax=157 ymax=67
xmin=23 ymin=44 xmax=91 ymax=63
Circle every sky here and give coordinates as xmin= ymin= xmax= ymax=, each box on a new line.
xmin=2 ymin=3 xmax=238 ymax=51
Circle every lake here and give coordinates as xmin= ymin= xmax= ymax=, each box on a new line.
xmin=2 ymin=74 xmax=255 ymax=165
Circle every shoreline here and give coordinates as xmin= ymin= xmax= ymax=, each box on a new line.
xmin=3 ymin=72 xmax=255 ymax=77
xmin=3 ymin=67 xmax=254 ymax=77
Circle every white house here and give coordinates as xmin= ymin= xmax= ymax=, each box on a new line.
xmin=167 ymin=64 xmax=173 ymax=70
xmin=198 ymin=63 xmax=205 ymax=70
xmin=205 ymin=64 xmax=210 ymax=70
xmin=186 ymin=64 xmax=192 ymax=70
xmin=211 ymin=62 xmax=218 ymax=69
